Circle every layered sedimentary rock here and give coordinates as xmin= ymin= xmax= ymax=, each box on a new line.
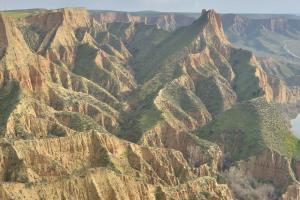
xmin=0 ymin=131 xmax=232 ymax=200
xmin=221 ymin=13 xmax=300 ymax=103
xmin=91 ymin=11 xmax=196 ymax=31
xmin=1 ymin=7 xmax=300 ymax=200
xmin=0 ymin=8 xmax=234 ymax=199
xmin=282 ymin=184 xmax=300 ymax=200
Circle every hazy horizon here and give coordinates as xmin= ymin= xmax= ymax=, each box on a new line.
xmin=1 ymin=8 xmax=299 ymax=15
xmin=0 ymin=0 xmax=299 ymax=14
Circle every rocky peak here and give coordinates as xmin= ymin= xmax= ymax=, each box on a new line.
xmin=201 ymin=9 xmax=223 ymax=30
xmin=0 ymin=13 xmax=31 ymax=60
xmin=59 ymin=7 xmax=91 ymax=27
xmin=191 ymin=9 xmax=229 ymax=48
xmin=25 ymin=7 xmax=91 ymax=32
xmin=25 ymin=8 xmax=94 ymax=65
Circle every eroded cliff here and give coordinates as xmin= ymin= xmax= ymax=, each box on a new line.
xmin=0 ymin=7 xmax=299 ymax=200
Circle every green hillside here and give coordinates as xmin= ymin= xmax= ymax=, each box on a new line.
xmin=198 ymin=98 xmax=300 ymax=161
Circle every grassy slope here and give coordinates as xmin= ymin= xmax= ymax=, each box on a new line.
xmin=118 ymin=92 xmax=163 ymax=143
xmin=127 ymin=16 xmax=210 ymax=106
xmin=131 ymin=18 xmax=204 ymax=84
xmin=230 ymin=49 xmax=263 ymax=101
xmin=197 ymin=98 xmax=300 ymax=161
xmin=120 ymin=14 xmax=266 ymax=142
xmin=118 ymin=18 xmax=208 ymax=142
xmin=114 ymin=23 xmax=187 ymax=141
xmin=73 ymin=44 xmax=99 ymax=78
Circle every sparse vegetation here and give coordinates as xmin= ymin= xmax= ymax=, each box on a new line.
xmin=223 ymin=14 xmax=300 ymax=83
xmin=230 ymin=49 xmax=263 ymax=101
xmin=118 ymin=93 xmax=163 ymax=142
xmin=194 ymin=76 xmax=225 ymax=115
xmin=3 ymin=9 xmax=44 ymax=19
xmin=0 ymin=80 xmax=21 ymax=134
xmin=155 ymin=186 xmax=166 ymax=200
xmin=19 ymin=25 xmax=45 ymax=51
xmin=1 ymin=7 xmax=300 ymax=199
xmin=49 ymin=124 xmax=67 ymax=137
xmin=198 ymin=99 xmax=265 ymax=160
xmin=223 ymin=167 xmax=279 ymax=200
xmin=197 ymin=98 xmax=300 ymax=161
xmin=55 ymin=112 xmax=105 ymax=132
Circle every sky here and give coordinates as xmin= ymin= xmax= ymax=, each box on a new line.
xmin=0 ymin=0 xmax=299 ymax=13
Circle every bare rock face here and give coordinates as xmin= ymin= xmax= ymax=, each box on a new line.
xmin=1 ymin=7 xmax=299 ymax=200
xmin=37 ymin=8 xmax=91 ymax=64
xmin=254 ymin=55 xmax=300 ymax=103
xmin=0 ymin=131 xmax=232 ymax=200
xmin=244 ymin=149 xmax=297 ymax=188
xmin=141 ymin=122 xmax=222 ymax=177
xmin=22 ymin=8 xmax=137 ymax=97
xmin=222 ymin=14 xmax=300 ymax=37
xmin=92 ymin=11 xmax=196 ymax=31
xmin=281 ymin=184 xmax=300 ymax=200
xmin=0 ymin=9 xmax=236 ymax=200
xmin=0 ymin=172 xmax=232 ymax=200
xmin=0 ymin=13 xmax=32 ymax=65
xmin=0 ymin=13 xmax=121 ymax=139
